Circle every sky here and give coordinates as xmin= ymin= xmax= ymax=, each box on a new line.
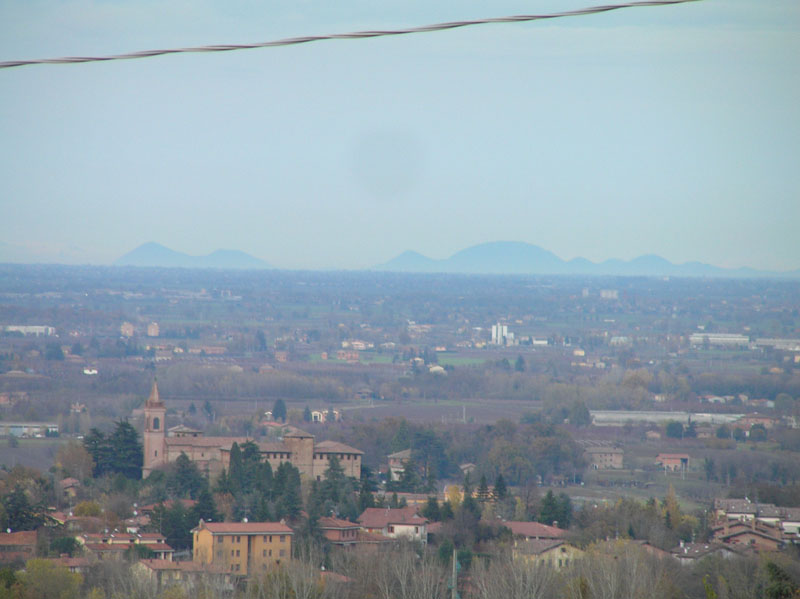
xmin=1 ymin=0 xmax=799 ymax=271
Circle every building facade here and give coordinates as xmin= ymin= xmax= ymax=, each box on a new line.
xmin=192 ymin=521 xmax=293 ymax=575
xmin=142 ymin=381 xmax=363 ymax=479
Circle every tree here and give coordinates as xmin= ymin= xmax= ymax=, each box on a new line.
xmin=303 ymin=406 xmax=312 ymax=422
xmin=83 ymin=428 xmax=113 ymax=476
xmin=192 ymin=488 xmax=219 ymax=524
xmin=166 ymin=453 xmax=206 ymax=499
xmin=1 ymin=485 xmax=42 ymax=531
xmin=569 ymin=401 xmax=591 ymax=428
xmin=228 ymin=442 xmax=244 ymax=494
xmin=44 ymin=343 xmax=64 ymax=361
xmin=50 ymin=536 xmax=80 ymax=557
xmin=109 ymin=420 xmax=143 ymax=479
xmin=273 ymin=399 xmax=287 ymax=423
xmin=18 ymin=559 xmax=82 ymax=599
xmin=153 ymin=501 xmax=192 ymax=550
xmin=515 ymin=355 xmax=526 ymax=372
xmin=538 ymin=490 xmax=559 ymax=525
xmin=665 ymin=421 xmax=684 ymax=439
xmin=750 ymin=424 xmax=768 ymax=442
xmin=477 ymin=475 xmax=490 ymax=503
xmin=55 ymin=441 xmax=94 ymax=481
xmin=494 ymin=474 xmax=507 ymax=501
xmin=421 ymin=497 xmax=441 ymax=521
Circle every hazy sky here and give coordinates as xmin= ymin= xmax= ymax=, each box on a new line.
xmin=1 ymin=0 xmax=798 ymax=270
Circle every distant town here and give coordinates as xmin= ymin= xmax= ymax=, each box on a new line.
xmin=1 ymin=264 xmax=799 ymax=598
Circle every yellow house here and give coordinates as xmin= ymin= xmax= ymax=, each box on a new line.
xmin=192 ymin=520 xmax=293 ymax=576
xmin=513 ymin=539 xmax=583 ymax=569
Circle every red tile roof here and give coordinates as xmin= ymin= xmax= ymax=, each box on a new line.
xmin=357 ymin=507 xmax=426 ymax=529
xmin=192 ymin=520 xmax=294 ymax=535
xmin=0 ymin=531 xmax=37 ymax=546
xmin=315 ymin=441 xmax=363 ymax=455
xmin=319 ymin=517 xmax=360 ymax=529
xmin=504 ymin=521 xmax=567 ymax=539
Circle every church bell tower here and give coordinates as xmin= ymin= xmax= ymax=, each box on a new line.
xmin=142 ymin=380 xmax=166 ymax=477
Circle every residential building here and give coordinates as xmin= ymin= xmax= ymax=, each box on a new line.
xmin=503 ymin=521 xmax=567 ymax=541
xmin=585 ymin=446 xmax=623 ymax=470
xmin=191 ymin=520 xmax=293 ymax=576
xmin=670 ymin=542 xmax=740 ymax=565
xmin=134 ymin=559 xmax=232 ymax=594
xmin=655 ymin=453 xmax=690 ymax=472
xmin=78 ymin=531 xmax=174 ymax=561
xmin=513 ymin=539 xmax=582 ymax=568
xmin=387 ymin=449 xmax=411 ymax=482
xmin=357 ymin=507 xmax=427 ymax=544
xmin=0 ymin=531 xmax=37 ymax=564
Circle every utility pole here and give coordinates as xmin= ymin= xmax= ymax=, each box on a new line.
xmin=451 ymin=546 xmax=458 ymax=599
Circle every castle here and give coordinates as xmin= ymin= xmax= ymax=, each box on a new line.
xmin=142 ymin=381 xmax=363 ymax=480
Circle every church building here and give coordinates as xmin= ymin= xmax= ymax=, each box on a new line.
xmin=142 ymin=381 xmax=363 ymax=480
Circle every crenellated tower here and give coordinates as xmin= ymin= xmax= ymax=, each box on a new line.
xmin=142 ymin=379 xmax=166 ymax=477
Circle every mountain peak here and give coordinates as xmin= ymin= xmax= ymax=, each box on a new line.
xmin=114 ymin=244 xmax=271 ymax=269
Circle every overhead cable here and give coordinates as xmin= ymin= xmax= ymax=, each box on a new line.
xmin=0 ymin=0 xmax=700 ymax=70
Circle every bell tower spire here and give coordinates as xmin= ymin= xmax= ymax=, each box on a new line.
xmin=143 ymin=379 xmax=166 ymax=477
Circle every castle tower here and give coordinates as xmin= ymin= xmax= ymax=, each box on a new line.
xmin=142 ymin=380 xmax=166 ymax=477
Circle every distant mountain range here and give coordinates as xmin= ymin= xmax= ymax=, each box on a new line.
xmin=374 ymin=241 xmax=800 ymax=278
xmin=114 ymin=243 xmax=271 ymax=269
xmin=107 ymin=241 xmax=798 ymax=277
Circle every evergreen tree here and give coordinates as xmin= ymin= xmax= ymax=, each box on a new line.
xmin=477 ymin=475 xmax=490 ymax=503
xmin=1 ymin=485 xmax=42 ymax=531
xmin=274 ymin=463 xmax=302 ymax=520
xmin=109 ymin=420 xmax=143 ymax=479
xmin=154 ymin=501 xmax=192 ymax=550
xmin=272 ymin=399 xmax=287 ymax=423
xmin=192 ymin=488 xmax=219 ymax=524
xmin=228 ymin=442 xmax=244 ymax=494
xmin=303 ymin=406 xmax=312 ymax=422
xmin=167 ymin=452 xmax=206 ymax=498
xmin=440 ymin=500 xmax=455 ymax=521
xmin=539 ymin=490 xmax=559 ymax=525
xmin=494 ymin=474 xmax=507 ymax=500
xmin=515 ymin=355 xmax=526 ymax=372
xmin=555 ymin=492 xmax=572 ymax=528
xmin=421 ymin=497 xmax=441 ymax=521
xmin=83 ymin=428 xmax=112 ymax=477
xmin=398 ymin=459 xmax=421 ymax=493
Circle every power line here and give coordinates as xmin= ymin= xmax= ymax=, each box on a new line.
xmin=0 ymin=0 xmax=699 ymax=70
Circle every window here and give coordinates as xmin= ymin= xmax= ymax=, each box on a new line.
xmin=388 ymin=526 xmax=395 ymax=533
xmin=235 ymin=564 xmax=240 ymax=572
xmin=280 ymin=535 xmax=285 ymax=542
xmin=269 ymin=535 xmax=273 ymax=542
xmin=217 ymin=550 xmax=222 ymax=558
xmin=153 ymin=417 xmax=160 ymax=430
xmin=415 ymin=527 xmax=419 ymax=534
xmin=236 ymin=536 xmax=241 ymax=543
xmin=218 ymin=537 xmax=223 ymax=544
xmin=269 ymin=549 xmax=272 ymax=557
xmin=263 ymin=550 xmax=267 ymax=557
xmin=231 ymin=550 xmax=234 ymax=556
xmin=263 ymin=535 xmax=267 ymax=542
xmin=154 ymin=450 xmax=158 ymax=457
xmin=279 ymin=549 xmax=285 ymax=557
xmin=236 ymin=550 xmax=240 ymax=557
